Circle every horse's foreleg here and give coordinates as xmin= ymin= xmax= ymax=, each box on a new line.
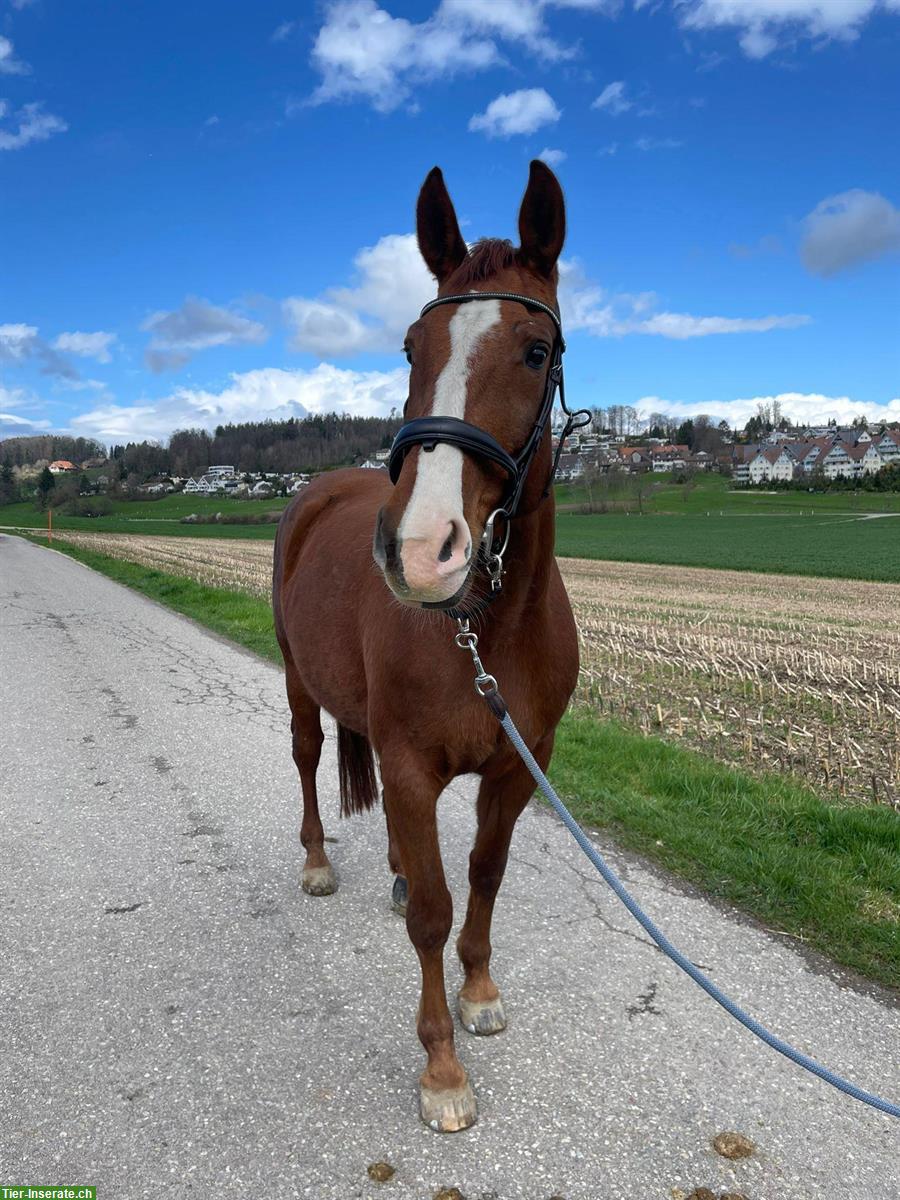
xmin=456 ymin=734 xmax=555 ymax=1036
xmin=285 ymin=664 xmax=335 ymax=896
xmin=381 ymin=755 xmax=475 ymax=1133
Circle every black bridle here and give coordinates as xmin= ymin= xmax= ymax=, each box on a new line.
xmin=387 ymin=291 xmax=590 ymax=522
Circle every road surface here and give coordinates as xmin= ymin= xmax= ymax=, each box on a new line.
xmin=0 ymin=533 xmax=896 ymax=1199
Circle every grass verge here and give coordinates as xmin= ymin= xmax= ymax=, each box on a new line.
xmin=554 ymin=714 xmax=899 ymax=989
xmin=38 ymin=536 xmax=281 ymax=663
xmin=30 ymin=534 xmax=900 ymax=990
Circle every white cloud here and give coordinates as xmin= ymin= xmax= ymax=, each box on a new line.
xmin=800 ymin=189 xmax=900 ymax=276
xmin=308 ymin=0 xmax=620 ymax=111
xmin=592 ymin=80 xmax=631 ymax=114
xmin=52 ymin=331 xmax=117 ymax=363
xmin=309 ymin=0 xmax=499 ymax=112
xmin=0 ymin=36 xmax=29 ymax=75
xmin=637 ymin=391 xmax=900 ymax=428
xmin=0 ymin=102 xmax=67 ymax=151
xmin=598 ymin=141 xmax=618 ymax=156
xmin=285 ymin=232 xmax=434 ymax=356
xmin=559 ymin=257 xmax=810 ymax=338
xmin=0 ymin=411 xmax=52 ymax=437
xmin=729 ymin=233 xmax=782 ymax=259
xmin=436 ymin=0 xmax=582 ymax=62
xmin=635 ymin=312 xmax=809 ymax=337
xmin=69 ymin=364 xmax=410 ymax=443
xmin=469 ymin=87 xmax=560 ymax=137
xmin=288 ymin=237 xmax=812 ymax=357
xmin=0 ymin=323 xmax=39 ymax=363
xmin=439 ymin=0 xmax=545 ymax=43
xmin=0 ymin=322 xmax=82 ymax=379
xmin=141 ymin=298 xmax=268 ymax=371
xmin=635 ymin=135 xmax=682 ymax=150
xmin=538 ymin=147 xmax=567 ymax=166
xmin=271 ymin=20 xmax=297 ymax=42
xmin=679 ymin=1 xmax=900 ymax=59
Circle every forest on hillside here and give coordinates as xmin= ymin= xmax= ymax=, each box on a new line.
xmin=0 ymin=415 xmax=402 ymax=478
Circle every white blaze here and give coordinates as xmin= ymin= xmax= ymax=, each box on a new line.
xmin=398 ymin=298 xmax=501 ymax=544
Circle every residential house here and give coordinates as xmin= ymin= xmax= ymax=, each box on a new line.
xmin=556 ymin=452 xmax=586 ymax=480
xmin=875 ymin=429 xmax=900 ymax=464
xmin=748 ymin=447 xmax=795 ymax=484
xmin=618 ymin=447 xmax=651 ymax=470
xmin=820 ymin=443 xmax=855 ymax=479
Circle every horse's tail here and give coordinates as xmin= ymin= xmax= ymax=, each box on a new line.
xmin=336 ymin=724 xmax=378 ymax=818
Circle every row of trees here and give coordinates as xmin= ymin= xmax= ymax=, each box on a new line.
xmin=0 ymin=435 xmax=106 ymax=468
xmin=0 ymin=415 xmax=403 ymax=488
xmin=109 ymin=414 xmax=403 ymax=478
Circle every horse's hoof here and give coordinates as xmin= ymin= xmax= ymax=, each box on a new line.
xmin=458 ymin=992 xmax=506 ymax=1036
xmin=419 ymin=1081 xmax=477 ymax=1133
xmin=391 ymin=874 xmax=408 ymax=916
xmin=302 ymin=865 xmax=337 ymax=896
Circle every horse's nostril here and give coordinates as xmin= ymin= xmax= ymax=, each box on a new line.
xmin=438 ymin=533 xmax=454 ymax=563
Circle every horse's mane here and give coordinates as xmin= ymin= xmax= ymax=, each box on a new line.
xmin=447 ymin=238 xmax=516 ymax=287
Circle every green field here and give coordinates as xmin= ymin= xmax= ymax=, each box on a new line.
xmin=4 ymin=473 xmax=900 ymax=580
xmin=21 ymin=533 xmax=900 ymax=990
xmin=555 ymin=511 xmax=900 ymax=581
xmin=0 ymin=493 xmax=291 ymax=536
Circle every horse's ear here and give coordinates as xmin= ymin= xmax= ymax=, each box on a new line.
xmin=416 ymin=166 xmax=468 ymax=284
xmin=517 ymin=159 xmax=565 ymax=278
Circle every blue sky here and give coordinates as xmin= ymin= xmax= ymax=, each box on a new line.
xmin=2 ymin=0 xmax=899 ymax=446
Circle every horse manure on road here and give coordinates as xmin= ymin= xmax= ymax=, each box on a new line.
xmin=712 ymin=1131 xmax=755 ymax=1159
xmin=673 ymin=1190 xmax=749 ymax=1200
xmin=366 ymin=1162 xmax=396 ymax=1183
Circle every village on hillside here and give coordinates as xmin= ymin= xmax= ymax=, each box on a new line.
xmin=4 ymin=414 xmax=900 ymax=505
xmin=547 ymin=421 xmax=900 ymax=485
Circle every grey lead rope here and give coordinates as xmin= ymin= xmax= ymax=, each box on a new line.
xmin=453 ymin=621 xmax=900 ymax=1120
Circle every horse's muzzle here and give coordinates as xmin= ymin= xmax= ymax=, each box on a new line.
xmin=374 ymin=507 xmax=471 ymax=605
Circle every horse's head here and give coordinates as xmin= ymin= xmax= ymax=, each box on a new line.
xmin=374 ymin=160 xmax=565 ymax=610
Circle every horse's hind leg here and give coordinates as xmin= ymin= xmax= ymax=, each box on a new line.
xmin=384 ymin=798 xmax=408 ymax=915
xmin=286 ymin=663 xmax=336 ymax=896
xmin=456 ymin=734 xmax=555 ymax=1036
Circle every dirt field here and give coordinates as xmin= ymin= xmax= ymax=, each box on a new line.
xmin=51 ymin=531 xmax=900 ymax=809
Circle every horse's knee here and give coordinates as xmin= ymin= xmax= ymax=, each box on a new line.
xmin=468 ymin=854 xmax=506 ymax=897
xmin=406 ymin=885 xmax=452 ymax=954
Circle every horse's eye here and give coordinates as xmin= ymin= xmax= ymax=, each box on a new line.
xmin=403 ymin=345 xmax=413 ymax=366
xmin=525 ymin=343 xmax=549 ymax=369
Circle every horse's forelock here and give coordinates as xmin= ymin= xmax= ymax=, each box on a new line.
xmin=446 ymin=239 xmax=516 ymax=288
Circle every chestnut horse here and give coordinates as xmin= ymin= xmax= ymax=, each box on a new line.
xmin=272 ymin=161 xmax=579 ymax=1132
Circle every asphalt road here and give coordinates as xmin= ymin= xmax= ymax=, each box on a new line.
xmin=0 ymin=533 xmax=897 ymax=1200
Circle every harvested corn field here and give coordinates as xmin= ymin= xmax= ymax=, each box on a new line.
xmin=51 ymin=531 xmax=275 ymax=598
xmin=563 ymin=559 xmax=900 ymax=809
xmin=51 ymin=531 xmax=900 ymax=808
